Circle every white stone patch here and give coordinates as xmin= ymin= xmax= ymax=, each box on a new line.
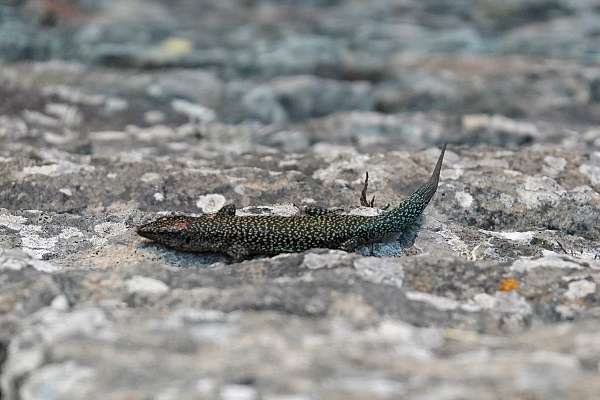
xmin=406 ymin=291 xmax=460 ymax=311
xmin=32 ymin=308 xmax=111 ymax=342
xmin=565 ymin=280 xmax=596 ymax=300
xmin=126 ymin=276 xmax=169 ymax=295
xmin=455 ymin=191 xmax=473 ymax=208
xmin=472 ymin=293 xmax=497 ymax=309
xmin=221 ymin=384 xmax=257 ymax=400
xmin=45 ymin=103 xmax=82 ymax=126
xmin=262 ymin=396 xmax=309 ymax=400
xmin=278 ymin=159 xmax=299 ymax=168
xmin=0 ymin=248 xmax=58 ymax=272
xmin=0 ymin=213 xmax=28 ymax=230
xmin=22 ymin=110 xmax=60 ymax=127
xmin=94 ymin=221 xmax=127 ymax=238
xmin=90 ymin=130 xmax=128 ymax=141
xmin=59 ymin=187 xmax=72 ymax=197
xmin=311 ymin=143 xmax=357 ymax=161
xmin=462 ymin=114 xmax=539 ymax=138
xmin=529 ymin=351 xmax=579 ymax=369
xmin=517 ymin=176 xmax=564 ymax=209
xmin=21 ymin=161 xmax=94 ymax=177
xmin=133 ymin=125 xmax=176 ymax=141
xmin=543 ymin=156 xmax=567 ymax=177
xmin=353 ymin=257 xmax=404 ymax=288
xmin=195 ymin=378 xmax=216 ymax=395
xmin=472 ymin=291 xmax=532 ymax=315
xmin=172 ymin=99 xmax=216 ymax=122
xmin=51 ymin=295 xmax=69 ymax=310
xmin=515 ymin=351 xmax=579 ymax=394
xmin=303 ymin=251 xmax=349 ymax=270
xmin=499 ymin=193 xmax=515 ymax=208
xmin=511 ymin=253 xmax=584 ymax=273
xmin=237 ymin=204 xmax=300 ymax=217
xmin=58 ymin=227 xmax=84 ymax=240
xmin=144 ymin=110 xmax=165 ymax=124
xmin=43 ymin=85 xmax=105 ymax=105
xmin=20 ymin=362 xmax=96 ymax=400
xmin=329 ymin=377 xmax=405 ymax=397
xmin=442 ymin=168 xmax=463 ymax=180
xmin=196 ymin=194 xmax=226 ymax=213
xmin=233 ymin=185 xmax=245 ymax=195
xmin=140 ymin=172 xmax=162 ymax=183
xmin=579 ymin=164 xmax=600 ymax=185
xmin=153 ymin=192 xmax=165 ymax=202
xmin=475 ymin=158 xmax=510 ymax=169
xmin=20 ymin=226 xmax=58 ymax=260
xmin=91 ymin=222 xmax=128 ymax=246
xmin=479 ymin=229 xmax=535 ymax=242
xmin=347 ymin=206 xmax=382 ymax=217
xmin=104 ymin=97 xmax=128 ymax=113
xmin=44 ymin=131 xmax=77 ymax=145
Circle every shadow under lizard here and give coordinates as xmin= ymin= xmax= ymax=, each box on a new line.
xmin=137 ymin=144 xmax=446 ymax=262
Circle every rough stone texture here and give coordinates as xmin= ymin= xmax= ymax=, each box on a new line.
xmin=2 ymin=1 xmax=600 ymax=399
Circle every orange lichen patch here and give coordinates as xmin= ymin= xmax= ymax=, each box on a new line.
xmin=498 ymin=277 xmax=519 ymax=292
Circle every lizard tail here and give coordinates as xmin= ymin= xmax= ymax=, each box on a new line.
xmin=371 ymin=143 xmax=447 ymax=231
xmin=429 ymin=143 xmax=446 ymax=188
xmin=414 ymin=143 xmax=446 ymax=204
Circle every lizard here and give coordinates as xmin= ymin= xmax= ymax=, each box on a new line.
xmin=137 ymin=144 xmax=446 ymax=262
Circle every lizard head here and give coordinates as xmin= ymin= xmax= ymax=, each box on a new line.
xmin=136 ymin=216 xmax=196 ymax=250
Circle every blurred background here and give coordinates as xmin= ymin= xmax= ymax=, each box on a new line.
xmin=1 ymin=0 xmax=600 ymax=155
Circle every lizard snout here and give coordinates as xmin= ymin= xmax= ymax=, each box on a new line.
xmin=136 ymin=222 xmax=155 ymax=239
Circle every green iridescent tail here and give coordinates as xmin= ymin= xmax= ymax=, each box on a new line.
xmin=373 ymin=144 xmax=447 ymax=232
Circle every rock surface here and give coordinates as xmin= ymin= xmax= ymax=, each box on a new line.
xmin=2 ymin=1 xmax=600 ymax=399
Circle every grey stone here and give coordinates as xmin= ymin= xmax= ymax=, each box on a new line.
xmin=2 ymin=1 xmax=600 ymax=398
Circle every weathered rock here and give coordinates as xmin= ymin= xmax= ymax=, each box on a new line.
xmin=2 ymin=1 xmax=600 ymax=399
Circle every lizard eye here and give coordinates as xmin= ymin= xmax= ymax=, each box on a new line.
xmin=184 ymin=236 xmax=192 ymax=245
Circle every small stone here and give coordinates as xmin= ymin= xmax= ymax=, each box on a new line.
xmin=59 ymin=188 xmax=72 ymax=197
xmin=104 ymin=97 xmax=128 ymax=113
xmin=565 ymin=280 xmax=596 ymax=301
xmin=141 ymin=172 xmax=161 ymax=183
xmin=144 ymin=110 xmax=165 ymax=124
xmin=220 ymin=385 xmax=257 ymax=400
xmin=455 ymin=191 xmax=473 ymax=208
xmin=196 ymin=194 xmax=226 ymax=213
xmin=171 ymin=99 xmax=216 ymax=122
xmin=303 ymin=251 xmax=349 ymax=270
xmin=126 ymin=276 xmax=169 ymax=295
xmin=406 ymin=291 xmax=460 ymax=311
xmin=579 ymin=164 xmax=600 ymax=185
